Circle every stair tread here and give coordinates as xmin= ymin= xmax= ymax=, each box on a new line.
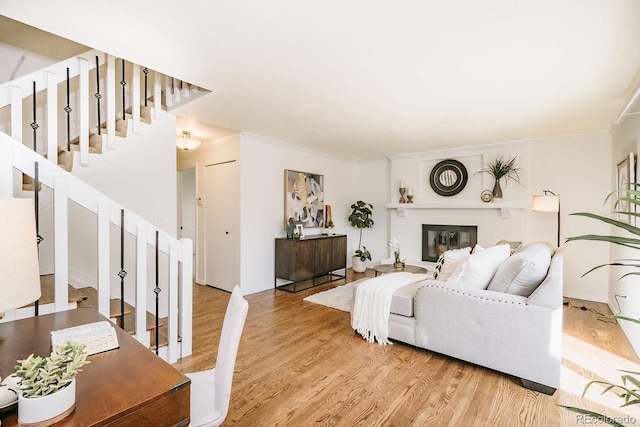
xmin=78 ymin=287 xmax=164 ymax=334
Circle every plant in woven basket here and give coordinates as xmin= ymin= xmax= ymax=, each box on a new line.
xmin=15 ymin=342 xmax=90 ymax=398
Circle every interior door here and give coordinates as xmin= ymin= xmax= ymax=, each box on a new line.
xmin=178 ymin=168 xmax=196 ymax=254
xmin=204 ymin=161 xmax=238 ymax=292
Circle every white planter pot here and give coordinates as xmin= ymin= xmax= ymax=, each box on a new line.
xmin=18 ymin=379 xmax=76 ymax=426
xmin=352 ymin=256 xmax=367 ymax=273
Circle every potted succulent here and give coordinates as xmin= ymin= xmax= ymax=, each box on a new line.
xmin=348 ymin=201 xmax=374 ymax=273
xmin=15 ymin=341 xmax=90 ymax=426
xmin=477 ymin=155 xmax=521 ymax=201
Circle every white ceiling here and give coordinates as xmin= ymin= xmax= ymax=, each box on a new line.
xmin=1 ymin=1 xmax=640 ymax=160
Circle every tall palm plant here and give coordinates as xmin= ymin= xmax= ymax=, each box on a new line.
xmin=561 ymin=187 xmax=640 ymax=425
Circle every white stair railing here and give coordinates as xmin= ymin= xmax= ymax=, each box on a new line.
xmin=0 ymin=133 xmax=193 ymax=362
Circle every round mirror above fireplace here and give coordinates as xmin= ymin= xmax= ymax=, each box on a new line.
xmin=429 ymin=159 xmax=468 ymax=196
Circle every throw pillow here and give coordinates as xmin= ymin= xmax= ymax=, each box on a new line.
xmin=487 ymin=242 xmax=553 ymax=296
xmin=432 ymin=247 xmax=472 ymax=281
xmin=496 ymin=239 xmax=523 ymax=255
xmin=447 ymin=244 xmax=511 ymax=289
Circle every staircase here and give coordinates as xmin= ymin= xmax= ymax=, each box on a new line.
xmin=0 ymin=48 xmax=202 ymax=363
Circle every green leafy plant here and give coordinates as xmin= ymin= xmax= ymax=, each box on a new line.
xmin=15 ymin=341 xmax=90 ymax=398
xmin=560 ymin=187 xmax=640 ymax=425
xmin=355 ymin=246 xmax=371 ymax=262
xmin=348 ymin=201 xmax=374 ymax=255
xmin=477 ymin=155 xmax=521 ymax=185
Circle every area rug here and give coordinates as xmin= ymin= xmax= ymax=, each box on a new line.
xmin=303 ymin=279 xmax=367 ymax=312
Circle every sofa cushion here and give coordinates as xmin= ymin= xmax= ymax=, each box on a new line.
xmin=389 ymin=281 xmax=423 ymax=317
xmin=447 ymin=244 xmax=511 ymax=289
xmin=432 ymin=247 xmax=472 ymax=281
xmin=487 ymin=242 xmax=553 ymax=296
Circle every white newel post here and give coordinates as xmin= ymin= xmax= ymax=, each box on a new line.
xmin=97 ymin=201 xmax=111 ymax=318
xmin=0 ymin=136 xmax=13 ymax=198
xmin=153 ymin=71 xmax=162 ymax=121
xmin=106 ymin=54 xmax=116 ymax=150
xmin=79 ymin=57 xmax=89 ymax=166
xmin=168 ymin=240 xmax=179 ymax=363
xmin=135 ymin=223 xmax=149 ymax=347
xmin=180 ymin=238 xmax=193 ymax=357
xmin=54 ymin=174 xmax=69 ymax=312
xmin=47 ymin=71 xmax=58 ymax=166
xmin=132 ymin=64 xmax=140 ymax=134
xmin=11 ymin=86 xmax=22 ymax=196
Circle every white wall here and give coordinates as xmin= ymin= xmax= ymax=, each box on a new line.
xmin=239 ymin=133 xmax=358 ymax=295
xmin=611 ymin=113 xmax=640 ymax=355
xmin=384 ymin=133 xmax=611 ymax=302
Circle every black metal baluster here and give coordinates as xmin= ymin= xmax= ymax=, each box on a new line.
xmin=120 ymin=60 xmax=126 ymax=116
xmin=34 ymin=161 xmax=42 ymax=316
xmin=143 ymin=67 xmax=149 ymax=107
xmin=65 ymin=67 xmax=72 ymax=152
xmin=118 ymin=209 xmax=127 ymax=329
xmin=154 ymin=230 xmax=161 ymax=355
xmin=95 ymin=56 xmax=102 ymax=135
xmin=31 ymin=81 xmax=39 ymax=152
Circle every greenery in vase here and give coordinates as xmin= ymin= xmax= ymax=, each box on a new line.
xmin=477 ymin=155 xmax=521 ymax=185
xmin=560 ymin=188 xmax=640 ymax=424
xmin=15 ymin=341 xmax=90 ymax=398
xmin=355 ymin=246 xmax=371 ymax=262
xmin=348 ymin=201 xmax=374 ymax=256
xmin=388 ymin=238 xmax=403 ymax=264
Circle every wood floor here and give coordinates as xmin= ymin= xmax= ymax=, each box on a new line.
xmin=172 ymin=270 xmax=640 ymax=426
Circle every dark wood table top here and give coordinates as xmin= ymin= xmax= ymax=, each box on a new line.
xmin=0 ymin=307 xmax=190 ymax=427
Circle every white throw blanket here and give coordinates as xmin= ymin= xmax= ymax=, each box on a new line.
xmin=351 ymin=272 xmax=430 ymax=345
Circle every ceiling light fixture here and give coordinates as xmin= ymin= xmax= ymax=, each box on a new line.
xmin=176 ymin=130 xmax=201 ymax=150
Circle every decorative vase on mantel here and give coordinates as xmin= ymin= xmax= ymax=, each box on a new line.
xmin=492 ymin=180 xmax=503 ymax=202
xmin=18 ymin=379 xmax=76 ymax=426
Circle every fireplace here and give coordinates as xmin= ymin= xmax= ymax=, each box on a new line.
xmin=422 ymin=224 xmax=477 ymax=262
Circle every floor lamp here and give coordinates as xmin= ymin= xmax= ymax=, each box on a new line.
xmin=0 ymin=198 xmax=42 ymax=315
xmin=532 ymin=190 xmax=561 ymax=247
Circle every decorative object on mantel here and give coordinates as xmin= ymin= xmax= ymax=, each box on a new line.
xmin=429 ymin=159 xmax=468 ymax=196
xmin=406 ymin=187 xmax=414 ymax=203
xmin=480 ymin=190 xmax=493 ymax=203
xmin=388 ymin=238 xmax=405 ymax=270
xmin=476 ymin=155 xmax=521 ymax=202
xmin=15 ymin=342 xmax=90 ymax=426
xmin=348 ymin=201 xmax=374 ymax=273
xmin=532 ymin=190 xmax=560 ymax=246
xmin=399 ymin=180 xmax=407 ymax=203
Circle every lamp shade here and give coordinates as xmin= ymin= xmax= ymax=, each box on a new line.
xmin=0 ymin=198 xmax=41 ymax=313
xmin=176 ymin=131 xmax=201 ymax=150
xmin=532 ymin=195 xmax=560 ymax=213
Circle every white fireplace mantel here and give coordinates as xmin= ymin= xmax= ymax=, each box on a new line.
xmin=385 ymin=201 xmax=526 ymax=219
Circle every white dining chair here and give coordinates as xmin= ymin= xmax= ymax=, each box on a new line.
xmin=186 ymin=286 xmax=248 ymax=427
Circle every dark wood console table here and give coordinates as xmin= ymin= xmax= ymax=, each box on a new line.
xmin=275 ymin=234 xmax=347 ymax=292
xmin=0 ymin=307 xmax=190 ymax=427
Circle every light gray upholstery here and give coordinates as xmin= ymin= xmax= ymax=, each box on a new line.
xmin=387 ymin=249 xmax=563 ymax=393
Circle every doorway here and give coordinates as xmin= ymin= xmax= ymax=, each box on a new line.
xmin=204 ymin=160 xmax=239 ymax=292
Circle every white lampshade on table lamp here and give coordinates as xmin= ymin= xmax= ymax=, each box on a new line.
xmin=0 ymin=198 xmax=41 ymax=314
xmin=532 ymin=190 xmax=561 ymax=247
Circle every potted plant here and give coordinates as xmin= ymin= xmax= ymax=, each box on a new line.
xmin=561 ymin=188 xmax=640 ymax=422
xmin=15 ymin=341 xmax=90 ymax=426
xmin=348 ymin=201 xmax=374 ymax=273
xmin=477 ymin=155 xmax=521 ymax=201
